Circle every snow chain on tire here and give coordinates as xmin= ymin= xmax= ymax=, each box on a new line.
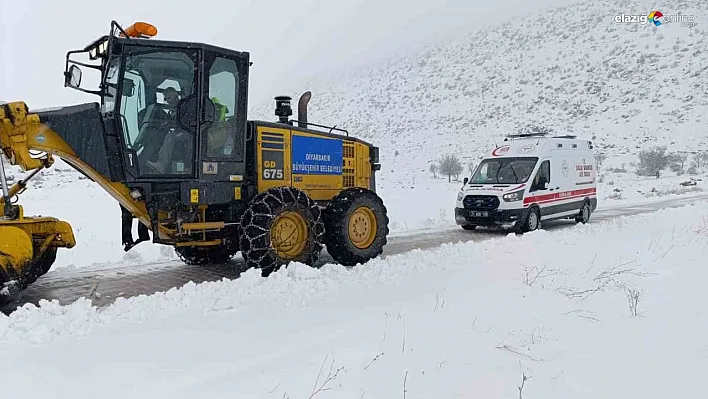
xmin=323 ymin=187 xmax=389 ymax=266
xmin=239 ymin=186 xmax=324 ymax=276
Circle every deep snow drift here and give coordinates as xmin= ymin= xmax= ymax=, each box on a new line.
xmin=1 ymin=202 xmax=707 ymax=398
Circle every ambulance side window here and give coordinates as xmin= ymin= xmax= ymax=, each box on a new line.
xmin=532 ymin=160 xmax=551 ymax=191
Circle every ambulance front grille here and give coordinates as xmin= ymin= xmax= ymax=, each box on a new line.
xmin=463 ymin=195 xmax=500 ymax=210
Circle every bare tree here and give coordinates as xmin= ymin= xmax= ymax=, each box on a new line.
xmin=429 ymin=163 xmax=438 ymax=178
xmin=668 ymin=152 xmax=688 ymax=173
xmin=636 ymin=146 xmax=669 ymax=178
xmin=691 ymin=151 xmax=708 ymax=170
xmin=439 ymin=154 xmax=463 ymax=182
xmin=595 ymin=152 xmax=607 ymax=173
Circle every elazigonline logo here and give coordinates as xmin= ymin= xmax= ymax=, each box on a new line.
xmin=614 ymin=10 xmax=697 ymax=27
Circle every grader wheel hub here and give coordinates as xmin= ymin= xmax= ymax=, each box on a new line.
xmin=348 ymin=206 xmax=377 ymax=249
xmin=270 ymin=211 xmax=308 ymax=259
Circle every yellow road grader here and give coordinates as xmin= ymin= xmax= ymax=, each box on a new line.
xmin=0 ymin=21 xmax=388 ymax=303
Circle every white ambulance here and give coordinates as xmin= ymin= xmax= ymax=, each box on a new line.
xmin=455 ymin=132 xmax=597 ymax=233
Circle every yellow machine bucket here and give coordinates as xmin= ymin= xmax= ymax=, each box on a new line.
xmin=0 ymin=103 xmax=76 ymax=303
xmin=0 ymin=226 xmax=34 ymax=274
xmin=0 ymin=200 xmax=76 ymax=302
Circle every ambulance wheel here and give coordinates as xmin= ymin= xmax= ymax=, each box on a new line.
xmin=517 ymin=207 xmax=540 ymax=233
xmin=575 ymin=200 xmax=592 ymax=224
xmin=461 ymin=224 xmax=477 ymax=230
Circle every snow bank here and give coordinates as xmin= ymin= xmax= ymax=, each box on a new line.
xmin=1 ymin=202 xmax=707 ymax=398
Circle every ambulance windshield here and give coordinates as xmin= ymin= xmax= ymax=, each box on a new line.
xmin=470 ymin=157 xmax=538 ymax=184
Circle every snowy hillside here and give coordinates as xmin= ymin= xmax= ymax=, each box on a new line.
xmin=3 ymin=0 xmax=706 ymax=270
xmin=2 ymin=202 xmax=708 ymax=398
xmin=252 ymin=0 xmax=707 ymax=179
xmin=246 ymin=0 xmax=708 ymax=232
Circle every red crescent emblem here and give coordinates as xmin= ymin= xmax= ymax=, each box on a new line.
xmin=492 ymin=145 xmax=510 ymax=156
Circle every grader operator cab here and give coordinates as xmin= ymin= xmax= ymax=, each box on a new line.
xmin=0 ymin=21 xmax=388 ymax=303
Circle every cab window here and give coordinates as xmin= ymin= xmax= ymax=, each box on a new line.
xmin=205 ymin=56 xmax=242 ymax=160
xmin=103 ymin=56 xmax=121 ymax=113
xmin=118 ymin=47 xmax=198 ymax=176
xmin=120 ymin=70 xmax=146 ymax=147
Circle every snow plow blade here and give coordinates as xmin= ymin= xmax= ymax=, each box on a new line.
xmin=1 ymin=101 xmax=77 ymax=304
xmin=0 ymin=208 xmax=75 ymax=304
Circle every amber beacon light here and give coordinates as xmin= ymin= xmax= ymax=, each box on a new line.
xmin=121 ymin=22 xmax=158 ymax=38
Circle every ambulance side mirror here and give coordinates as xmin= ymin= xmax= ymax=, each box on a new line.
xmin=463 ymin=177 xmax=469 ymax=185
xmin=538 ymin=176 xmax=548 ymax=189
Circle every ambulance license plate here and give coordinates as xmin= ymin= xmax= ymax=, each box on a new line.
xmin=469 ymin=211 xmax=488 ymax=217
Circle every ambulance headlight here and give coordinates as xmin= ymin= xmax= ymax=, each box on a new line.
xmin=457 ymin=191 xmax=464 ymax=201
xmin=503 ymin=189 xmax=525 ymax=202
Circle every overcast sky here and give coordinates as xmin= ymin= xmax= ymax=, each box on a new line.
xmin=1 ymin=0 xmax=583 ymax=109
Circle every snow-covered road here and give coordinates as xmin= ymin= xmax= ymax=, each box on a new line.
xmin=1 ymin=194 xmax=707 ymax=399
xmin=3 ymin=193 xmax=706 ymax=314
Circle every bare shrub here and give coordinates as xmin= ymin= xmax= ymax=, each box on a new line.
xmin=690 ymin=151 xmax=708 ymax=169
xmin=522 ymin=265 xmax=561 ymax=288
xmin=518 ymin=372 xmax=531 ymax=399
xmin=668 ymin=152 xmax=688 ymax=174
xmin=625 ymin=286 xmax=646 ymax=317
xmin=557 ymin=260 xmax=652 ymax=301
xmin=644 ymin=185 xmax=702 ymax=198
xmin=309 ymin=355 xmax=345 ymax=398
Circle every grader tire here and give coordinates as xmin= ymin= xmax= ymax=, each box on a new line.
xmin=0 ymin=261 xmax=20 ymax=307
xmin=239 ymin=187 xmax=324 ymax=276
xmin=0 ymin=238 xmax=57 ymax=306
xmin=22 ymin=246 xmax=58 ymax=286
xmin=323 ymin=187 xmax=389 ymax=266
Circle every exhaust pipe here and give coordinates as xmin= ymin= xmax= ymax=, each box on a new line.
xmin=297 ymin=91 xmax=311 ymax=128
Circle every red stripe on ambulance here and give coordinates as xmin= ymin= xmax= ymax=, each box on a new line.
xmin=523 ymin=187 xmax=596 ymax=206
